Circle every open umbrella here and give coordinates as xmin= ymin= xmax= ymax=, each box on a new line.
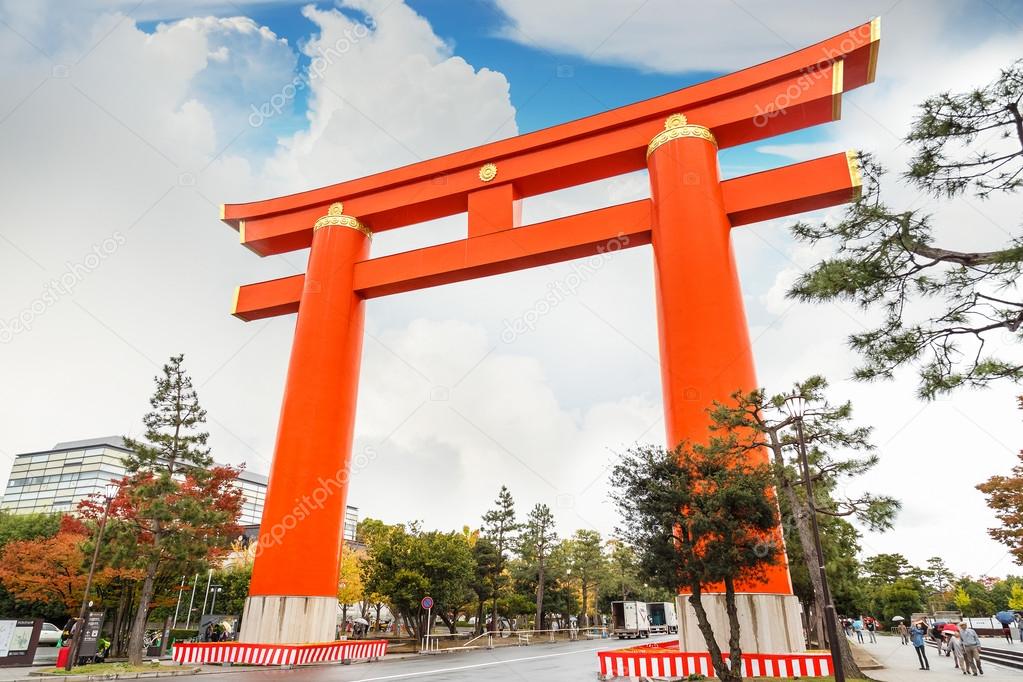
xmin=891 ymin=616 xmax=905 ymax=622
xmin=941 ymin=623 xmax=959 ymax=634
xmin=353 ymin=618 xmax=369 ymax=626
xmin=996 ymin=611 xmax=1015 ymax=625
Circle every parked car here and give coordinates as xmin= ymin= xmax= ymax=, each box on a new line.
xmin=38 ymin=622 xmax=61 ymax=646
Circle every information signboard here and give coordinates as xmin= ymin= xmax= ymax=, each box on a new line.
xmin=0 ymin=619 xmax=41 ymax=667
xmin=77 ymin=612 xmax=104 ymax=659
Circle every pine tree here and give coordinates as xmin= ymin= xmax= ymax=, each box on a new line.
xmin=611 ymin=442 xmax=780 ymax=682
xmin=566 ymin=530 xmax=605 ymax=628
xmin=481 ymin=486 xmax=518 ymax=631
xmin=788 ymin=60 xmax=1023 ymax=399
xmin=115 ymin=355 xmax=243 ymax=665
xmin=518 ymin=504 xmax=557 ymax=630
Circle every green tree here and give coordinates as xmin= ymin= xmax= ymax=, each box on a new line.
xmin=862 ymin=553 xmax=911 ymax=585
xmin=611 ymin=442 xmax=781 ymax=682
xmin=1008 ymin=583 xmax=1023 ymax=610
xmin=707 ymin=376 xmax=895 ymax=676
xmin=566 ymin=530 xmax=606 ymax=628
xmin=787 ymin=61 xmax=1023 ymax=399
xmin=362 ymin=524 xmax=473 ymax=640
xmin=518 ymin=503 xmax=557 ymax=629
xmin=873 ymin=578 xmax=926 ymax=622
xmin=469 ymin=537 xmax=500 ymax=634
xmin=0 ymin=510 xmax=61 ymax=546
xmin=481 ymin=486 xmax=519 ymax=632
xmin=210 ymin=564 xmax=251 ymax=617
xmin=925 ymin=556 xmax=956 ymax=594
xmin=113 ymin=355 xmax=244 ymax=665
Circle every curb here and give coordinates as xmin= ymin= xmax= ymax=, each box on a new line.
xmin=21 ymin=669 xmax=201 ymax=682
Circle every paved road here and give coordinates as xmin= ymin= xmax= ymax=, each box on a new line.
xmin=191 ymin=634 xmax=676 ymax=682
xmin=861 ymin=634 xmax=1022 ymax=681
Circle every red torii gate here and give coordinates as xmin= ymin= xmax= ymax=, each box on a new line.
xmin=223 ymin=20 xmax=879 ymax=649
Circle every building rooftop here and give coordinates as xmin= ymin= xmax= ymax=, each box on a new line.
xmin=51 ymin=436 xmax=130 ymax=451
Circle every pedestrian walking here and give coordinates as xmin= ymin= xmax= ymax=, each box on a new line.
xmin=911 ymin=620 xmax=930 ymax=671
xmin=898 ymin=621 xmax=910 ymax=645
xmin=853 ymin=618 xmax=864 ymax=644
xmin=949 ymin=630 xmax=966 ymax=672
xmin=959 ymin=622 xmax=983 ymax=676
xmin=866 ymin=618 xmax=878 ymax=643
xmin=1003 ymin=623 xmax=1013 ymax=645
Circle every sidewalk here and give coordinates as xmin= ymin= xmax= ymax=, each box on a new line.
xmin=861 ymin=635 xmax=1021 ymax=681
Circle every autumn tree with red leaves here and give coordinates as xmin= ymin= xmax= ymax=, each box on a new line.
xmin=977 ymin=397 xmax=1023 ymax=564
xmin=0 ymin=517 xmax=89 ymax=612
xmin=92 ymin=355 xmax=243 ymax=665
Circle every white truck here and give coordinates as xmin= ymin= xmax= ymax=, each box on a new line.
xmin=647 ymin=601 xmax=678 ymax=634
xmin=611 ymin=601 xmax=650 ymax=639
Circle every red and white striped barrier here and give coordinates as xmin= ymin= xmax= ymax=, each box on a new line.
xmin=172 ymin=639 xmax=387 ymax=666
xmin=597 ymin=643 xmax=833 ymax=679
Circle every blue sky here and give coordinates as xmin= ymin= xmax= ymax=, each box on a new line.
xmin=137 ymin=0 xmax=828 ymax=176
xmin=3 ymin=0 xmax=1023 ymax=573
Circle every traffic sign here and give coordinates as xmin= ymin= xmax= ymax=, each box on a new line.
xmin=421 ymin=596 xmax=434 ymax=610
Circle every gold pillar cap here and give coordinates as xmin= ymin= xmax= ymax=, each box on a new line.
xmin=646 ymin=113 xmax=716 ymax=158
xmin=313 ymin=202 xmax=372 ymax=239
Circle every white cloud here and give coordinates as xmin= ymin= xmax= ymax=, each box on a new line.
xmin=1 ymin=0 xmax=1021 ymax=580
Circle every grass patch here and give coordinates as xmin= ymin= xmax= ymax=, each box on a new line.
xmin=37 ymin=662 xmax=163 ymax=676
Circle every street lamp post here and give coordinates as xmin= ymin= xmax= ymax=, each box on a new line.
xmin=785 ymin=396 xmax=846 ymax=682
xmin=209 ymin=586 xmax=223 ymax=616
xmin=65 ymin=482 xmax=119 ymax=671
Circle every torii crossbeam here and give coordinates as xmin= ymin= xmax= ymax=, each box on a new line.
xmin=224 ymin=20 xmax=879 ymax=650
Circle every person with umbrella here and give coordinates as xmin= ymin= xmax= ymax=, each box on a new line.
xmin=894 ymin=617 xmax=909 ymax=645
xmin=996 ymin=611 xmax=1015 ymax=645
xmin=911 ymin=620 xmax=931 ymax=671
xmin=948 ymin=629 xmax=966 ymax=672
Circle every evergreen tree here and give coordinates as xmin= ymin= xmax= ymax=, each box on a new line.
xmin=706 ymin=376 xmax=896 ymax=676
xmin=611 ymin=442 xmax=780 ymax=682
xmin=566 ymin=530 xmax=605 ymax=628
xmin=787 ymin=61 xmax=1023 ymax=399
xmin=481 ymin=486 xmax=519 ymax=631
xmin=112 ymin=355 xmax=243 ymax=665
xmin=518 ymin=503 xmax=557 ymax=629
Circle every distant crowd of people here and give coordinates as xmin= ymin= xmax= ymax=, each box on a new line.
xmin=842 ymin=614 xmax=997 ymax=675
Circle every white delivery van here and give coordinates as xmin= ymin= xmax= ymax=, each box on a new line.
xmin=611 ymin=601 xmax=650 ymax=639
xmin=647 ymin=601 xmax=678 ymax=634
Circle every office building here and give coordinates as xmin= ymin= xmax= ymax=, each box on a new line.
xmin=0 ymin=436 xmax=358 ymax=538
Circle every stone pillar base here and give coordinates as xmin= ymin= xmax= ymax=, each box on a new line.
xmin=238 ymin=596 xmax=336 ymax=644
xmin=676 ymin=593 xmax=805 ymax=654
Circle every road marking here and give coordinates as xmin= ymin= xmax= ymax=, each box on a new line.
xmin=348 ymin=641 xmax=662 ymax=681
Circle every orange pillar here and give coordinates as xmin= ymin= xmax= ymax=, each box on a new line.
xmin=647 ymin=114 xmax=803 ymax=652
xmin=239 ymin=202 xmax=370 ymax=644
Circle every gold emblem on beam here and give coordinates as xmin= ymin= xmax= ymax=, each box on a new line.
xmin=479 ymin=163 xmax=498 ymax=182
xmin=313 ymin=201 xmax=372 ymax=239
xmin=646 ymin=112 xmax=716 ymax=158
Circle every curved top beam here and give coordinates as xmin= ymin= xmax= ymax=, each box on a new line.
xmin=223 ymin=19 xmax=879 ymax=255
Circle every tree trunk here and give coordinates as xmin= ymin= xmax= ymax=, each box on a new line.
xmin=127 ymin=559 xmax=159 ymax=665
xmin=688 ymin=589 xmax=739 ymax=682
xmin=535 ymin=563 xmax=545 ymax=631
xmin=474 ymin=599 xmax=485 ymax=635
xmin=375 ymin=603 xmax=383 ymax=632
xmin=112 ymin=581 xmax=131 ymax=657
xmin=438 ymin=611 xmax=458 ymax=634
xmin=581 ymin=579 xmax=589 ymax=629
xmin=768 ymin=433 xmax=865 ymax=679
xmin=723 ymin=577 xmax=743 ymax=681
